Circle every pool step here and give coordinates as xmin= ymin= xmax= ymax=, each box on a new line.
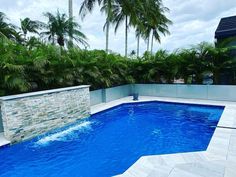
xmin=0 ymin=133 xmax=10 ymax=147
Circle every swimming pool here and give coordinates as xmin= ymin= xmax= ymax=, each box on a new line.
xmin=0 ymin=101 xmax=224 ymax=177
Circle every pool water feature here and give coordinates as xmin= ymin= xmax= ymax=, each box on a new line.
xmin=0 ymin=101 xmax=224 ymax=177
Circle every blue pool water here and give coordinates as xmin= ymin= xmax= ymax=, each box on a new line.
xmin=0 ymin=101 xmax=224 ymax=177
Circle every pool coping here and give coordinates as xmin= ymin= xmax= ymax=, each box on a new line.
xmin=91 ymin=96 xmax=236 ymax=177
xmin=0 ymin=85 xmax=90 ymax=101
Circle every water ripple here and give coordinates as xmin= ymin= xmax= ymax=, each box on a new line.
xmin=35 ymin=121 xmax=93 ymax=146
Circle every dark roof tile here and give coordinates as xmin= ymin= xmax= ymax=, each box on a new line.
xmin=215 ymin=15 xmax=236 ymax=39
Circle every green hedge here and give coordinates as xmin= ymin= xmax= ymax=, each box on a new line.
xmin=0 ymin=39 xmax=236 ymax=96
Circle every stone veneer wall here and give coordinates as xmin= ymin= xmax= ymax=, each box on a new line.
xmin=0 ymin=85 xmax=90 ymax=143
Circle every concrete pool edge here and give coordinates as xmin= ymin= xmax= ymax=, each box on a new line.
xmin=91 ymin=96 xmax=236 ymax=177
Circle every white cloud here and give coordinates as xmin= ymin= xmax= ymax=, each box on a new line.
xmin=0 ymin=0 xmax=236 ymax=55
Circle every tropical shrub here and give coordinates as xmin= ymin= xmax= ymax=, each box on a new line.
xmin=0 ymin=37 xmax=236 ymax=96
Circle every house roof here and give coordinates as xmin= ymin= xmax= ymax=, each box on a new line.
xmin=215 ymin=15 xmax=236 ymax=39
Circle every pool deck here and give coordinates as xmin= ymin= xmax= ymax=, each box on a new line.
xmin=91 ymin=96 xmax=236 ymax=177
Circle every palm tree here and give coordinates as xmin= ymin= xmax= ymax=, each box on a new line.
xmin=68 ymin=0 xmax=73 ymax=46
xmin=0 ymin=12 xmax=8 ymax=37
xmin=124 ymin=0 xmax=171 ymax=57
xmin=101 ymin=0 xmax=116 ymax=53
xmin=0 ymin=37 xmax=31 ymax=95
xmin=112 ymin=0 xmax=137 ymax=57
xmin=79 ymin=0 xmax=99 ymax=18
xmin=146 ymin=0 xmax=171 ymax=53
xmin=177 ymin=43 xmax=211 ymax=84
xmin=80 ymin=0 xmax=115 ymax=52
xmin=150 ymin=12 xmax=171 ymax=54
xmin=135 ymin=28 xmax=142 ymax=57
xmin=133 ymin=0 xmax=149 ymax=57
xmin=20 ymin=18 xmax=41 ymax=40
xmin=0 ymin=12 xmax=17 ymax=40
xmin=41 ymin=11 xmax=88 ymax=48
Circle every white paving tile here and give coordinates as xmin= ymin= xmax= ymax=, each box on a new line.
xmin=147 ymin=169 xmax=170 ymax=177
xmin=160 ymin=154 xmax=186 ymax=167
xmin=224 ymin=167 xmax=236 ymax=177
xmin=229 ymin=136 xmax=236 ymax=152
xmin=180 ymin=152 xmax=208 ymax=163
xmin=168 ymin=168 xmax=203 ymax=177
xmin=175 ymin=161 xmax=225 ymax=177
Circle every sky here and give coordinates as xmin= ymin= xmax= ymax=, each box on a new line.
xmin=0 ymin=0 xmax=236 ymax=55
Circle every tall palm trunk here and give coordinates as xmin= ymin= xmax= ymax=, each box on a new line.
xmin=137 ymin=34 xmax=140 ymax=57
xmin=24 ymin=33 xmax=27 ymax=41
xmin=68 ymin=0 xmax=73 ymax=46
xmin=125 ymin=15 xmax=128 ymax=57
xmin=151 ymin=31 xmax=154 ymax=54
xmin=69 ymin=0 xmax=73 ymax=18
xmin=52 ymin=34 xmax=55 ymax=44
xmin=147 ymin=35 xmax=150 ymax=52
xmin=105 ymin=21 xmax=109 ymax=52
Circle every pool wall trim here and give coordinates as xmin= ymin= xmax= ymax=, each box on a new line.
xmin=0 ymin=85 xmax=90 ymax=101
xmin=90 ymin=84 xmax=132 ymax=106
xmin=90 ymin=84 xmax=236 ymax=106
